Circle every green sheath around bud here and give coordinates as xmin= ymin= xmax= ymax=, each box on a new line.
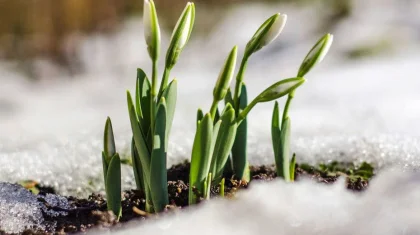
xmin=255 ymin=77 xmax=305 ymax=103
xmin=297 ymin=33 xmax=333 ymax=77
xmin=165 ymin=2 xmax=195 ymax=70
xmin=213 ymin=46 xmax=238 ymax=101
xmin=245 ymin=13 xmax=287 ymax=56
xmin=144 ymin=0 xmax=161 ymax=61
xmin=237 ymin=77 xmax=305 ymax=123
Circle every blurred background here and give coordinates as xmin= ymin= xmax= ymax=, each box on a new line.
xmin=1 ymin=0 xmax=420 ymax=142
xmin=0 ymin=0 xmax=419 ymax=79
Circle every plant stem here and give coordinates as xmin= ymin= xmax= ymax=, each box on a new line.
xmin=233 ymin=55 xmax=249 ymax=113
xmin=209 ymin=99 xmax=219 ymax=120
xmin=151 ymin=60 xmax=158 ymax=133
xmin=281 ymin=90 xmax=296 ymax=126
xmin=235 ymin=98 xmax=258 ymax=124
xmin=158 ymin=67 xmax=170 ymax=99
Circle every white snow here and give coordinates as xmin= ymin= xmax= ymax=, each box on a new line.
xmin=0 ymin=183 xmax=69 ymax=233
xmin=0 ymin=0 xmax=420 ymax=233
xmin=107 ymin=171 xmax=420 ymax=235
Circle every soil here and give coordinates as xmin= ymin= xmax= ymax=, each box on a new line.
xmin=1 ymin=162 xmax=370 ymax=235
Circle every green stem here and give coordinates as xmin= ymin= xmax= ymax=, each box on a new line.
xmin=151 ymin=60 xmax=158 ymax=133
xmin=235 ymin=98 xmax=258 ymax=124
xmin=281 ymin=90 xmax=296 ymax=126
xmin=233 ymin=55 xmax=249 ymax=113
xmin=158 ymin=67 xmax=170 ymax=99
xmin=209 ymin=100 xmax=219 ymax=120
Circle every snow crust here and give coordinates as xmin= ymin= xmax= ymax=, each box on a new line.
xmin=0 ymin=183 xmax=69 ymax=233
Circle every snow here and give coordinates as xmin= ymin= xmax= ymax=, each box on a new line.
xmin=0 ymin=0 xmax=420 ymax=233
xmin=108 ymin=171 xmax=420 ymax=235
xmin=0 ymin=183 xmax=69 ymax=234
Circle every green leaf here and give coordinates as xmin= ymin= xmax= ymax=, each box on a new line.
xmin=101 ymin=151 xmax=109 ymax=185
xmin=224 ymin=88 xmax=234 ymax=106
xmin=103 ymin=117 xmax=116 ymax=161
xmin=203 ymin=172 xmax=212 ymax=200
xmin=135 ymin=68 xmax=152 ymax=136
xmin=189 ymin=113 xmax=213 ymax=204
xmin=131 ymin=139 xmax=145 ymax=192
xmin=219 ymin=178 xmax=225 ymax=198
xmin=232 ymin=83 xmax=250 ymax=182
xmin=150 ymin=98 xmax=169 ymax=212
xmin=210 ymin=104 xmax=237 ymax=184
xmin=127 ymin=91 xmax=151 ymax=190
xmin=105 ymin=154 xmax=122 ymax=220
xmin=290 ymin=153 xmax=296 ymax=182
xmin=196 ymin=108 xmax=204 ymax=123
xmin=277 ymin=117 xmax=291 ymax=181
xmin=161 ymin=79 xmax=177 ymax=147
xmin=271 ymin=101 xmax=281 ymax=163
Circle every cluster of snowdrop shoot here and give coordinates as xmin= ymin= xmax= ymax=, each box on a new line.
xmin=101 ymin=0 xmax=333 ymax=220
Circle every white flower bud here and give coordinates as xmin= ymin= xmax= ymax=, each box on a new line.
xmin=298 ymin=33 xmax=333 ymax=77
xmin=143 ymin=0 xmax=161 ymax=61
xmin=166 ymin=2 xmax=195 ymax=69
xmin=213 ymin=46 xmax=238 ymax=101
xmin=245 ymin=13 xmax=287 ymax=56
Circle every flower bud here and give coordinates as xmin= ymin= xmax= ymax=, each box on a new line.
xmin=245 ymin=13 xmax=287 ymax=56
xmin=297 ymin=33 xmax=333 ymax=77
xmin=144 ymin=0 xmax=161 ymax=61
xmin=165 ymin=2 xmax=195 ymax=70
xmin=213 ymin=46 xmax=238 ymax=101
xmin=256 ymin=77 xmax=305 ymax=103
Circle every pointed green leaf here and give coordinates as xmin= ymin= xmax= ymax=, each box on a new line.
xmin=224 ymin=88 xmax=234 ymax=106
xmin=103 ymin=117 xmax=116 ymax=161
xmin=135 ymin=68 xmax=152 ymax=137
xmin=101 ymin=151 xmax=109 ymax=185
xmin=150 ymin=98 xmax=169 ymax=212
xmin=131 ymin=139 xmax=145 ymax=192
xmin=189 ymin=113 xmax=213 ymax=204
xmin=232 ymin=83 xmax=250 ymax=182
xmin=210 ymin=104 xmax=237 ymax=184
xmin=277 ymin=117 xmax=291 ymax=181
xmin=271 ymin=101 xmax=281 ymax=160
xmin=204 ymin=172 xmax=212 ymax=200
xmin=161 ymin=79 xmax=177 ymax=146
xmin=105 ymin=154 xmax=122 ymax=220
xmin=290 ymin=153 xmax=296 ymax=182
xmin=219 ymin=178 xmax=225 ymax=198
xmin=127 ymin=91 xmax=151 ymax=187
xmin=196 ymin=108 xmax=204 ymax=123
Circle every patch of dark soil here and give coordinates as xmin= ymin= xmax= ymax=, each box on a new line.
xmin=1 ymin=161 xmax=372 ymax=235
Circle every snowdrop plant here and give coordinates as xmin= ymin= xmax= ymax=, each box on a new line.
xmin=224 ymin=13 xmax=287 ymax=182
xmin=272 ymin=33 xmax=333 ymax=181
xmin=101 ymin=117 xmax=122 ymax=219
xmin=189 ymin=47 xmax=305 ymax=204
xmin=127 ymin=0 xmax=195 ymax=213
